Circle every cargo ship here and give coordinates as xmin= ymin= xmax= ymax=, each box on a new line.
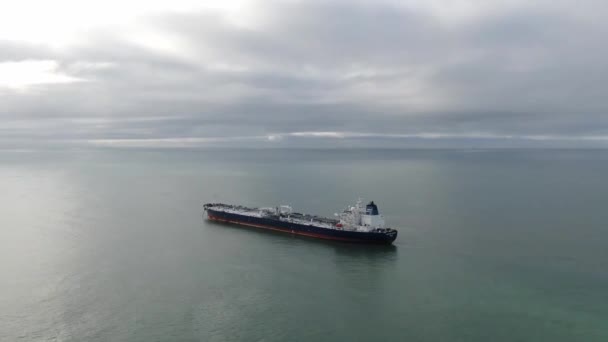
xmin=203 ymin=199 xmax=398 ymax=244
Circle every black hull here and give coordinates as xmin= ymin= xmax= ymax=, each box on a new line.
xmin=205 ymin=209 xmax=397 ymax=244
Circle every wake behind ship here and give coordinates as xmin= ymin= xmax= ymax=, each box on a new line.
xmin=203 ymin=199 xmax=398 ymax=244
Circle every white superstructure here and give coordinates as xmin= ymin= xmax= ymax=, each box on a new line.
xmin=336 ymin=198 xmax=386 ymax=232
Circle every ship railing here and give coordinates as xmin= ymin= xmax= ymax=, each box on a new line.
xmin=204 ymin=203 xmax=261 ymax=212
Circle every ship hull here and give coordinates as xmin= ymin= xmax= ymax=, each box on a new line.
xmin=206 ymin=209 xmax=397 ymax=244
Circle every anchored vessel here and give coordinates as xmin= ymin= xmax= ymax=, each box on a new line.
xmin=203 ymin=199 xmax=398 ymax=244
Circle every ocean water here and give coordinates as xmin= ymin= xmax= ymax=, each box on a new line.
xmin=1 ymin=148 xmax=608 ymax=341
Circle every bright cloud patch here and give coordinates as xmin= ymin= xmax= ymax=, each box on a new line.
xmin=85 ymin=132 xmax=608 ymax=149
xmin=0 ymin=60 xmax=81 ymax=90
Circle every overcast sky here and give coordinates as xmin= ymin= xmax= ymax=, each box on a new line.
xmin=1 ymin=0 xmax=607 ymax=148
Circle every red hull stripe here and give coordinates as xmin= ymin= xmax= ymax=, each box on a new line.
xmin=207 ymin=214 xmax=381 ymax=243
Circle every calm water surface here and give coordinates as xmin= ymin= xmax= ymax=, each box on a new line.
xmin=1 ymin=149 xmax=607 ymax=341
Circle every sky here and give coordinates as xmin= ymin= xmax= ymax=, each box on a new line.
xmin=1 ymin=0 xmax=607 ymax=149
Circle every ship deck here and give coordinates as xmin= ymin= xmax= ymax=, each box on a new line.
xmin=204 ymin=203 xmax=342 ymax=230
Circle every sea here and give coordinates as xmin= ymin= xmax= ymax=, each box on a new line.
xmin=1 ymin=148 xmax=607 ymax=341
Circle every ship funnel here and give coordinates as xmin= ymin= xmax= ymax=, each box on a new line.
xmin=365 ymin=201 xmax=379 ymax=215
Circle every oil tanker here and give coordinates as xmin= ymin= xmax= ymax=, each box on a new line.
xmin=203 ymin=199 xmax=397 ymax=244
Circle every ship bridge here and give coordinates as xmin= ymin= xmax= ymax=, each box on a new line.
xmin=336 ymin=199 xmax=386 ymax=231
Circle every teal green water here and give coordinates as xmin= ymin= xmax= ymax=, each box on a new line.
xmin=1 ymin=149 xmax=608 ymax=341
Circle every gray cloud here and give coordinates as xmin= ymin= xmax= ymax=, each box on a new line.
xmin=1 ymin=0 xmax=608 ymax=149
xmin=0 ymin=40 xmax=57 ymax=61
